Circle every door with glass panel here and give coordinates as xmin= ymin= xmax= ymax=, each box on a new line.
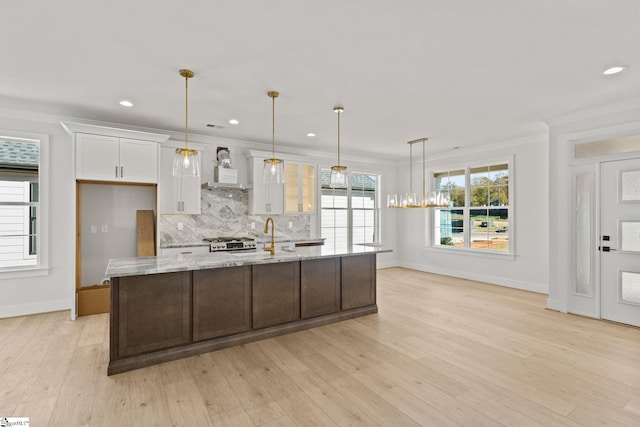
xmin=600 ymin=158 xmax=640 ymax=327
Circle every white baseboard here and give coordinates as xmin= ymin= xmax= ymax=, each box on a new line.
xmin=399 ymin=261 xmax=549 ymax=294
xmin=546 ymin=298 xmax=565 ymax=312
xmin=376 ymin=259 xmax=399 ymax=270
xmin=0 ymin=299 xmax=72 ymax=319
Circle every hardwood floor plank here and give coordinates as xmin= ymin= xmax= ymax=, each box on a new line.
xmin=274 ymin=392 xmax=339 ymax=427
xmin=2 ymin=268 xmax=640 ymax=426
xmin=127 ymin=366 xmax=174 ymax=427
xmin=186 ymin=353 xmax=243 ymax=415
xmin=379 ymin=386 xmax=464 ymax=427
xmin=164 ymin=378 xmax=214 ymax=427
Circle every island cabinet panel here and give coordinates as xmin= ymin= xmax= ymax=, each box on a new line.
xmin=116 ymin=272 xmax=190 ymax=357
xmin=193 ymin=266 xmax=252 ymax=341
xmin=252 ymin=261 xmax=300 ymax=329
xmin=341 ymin=254 xmax=376 ymax=310
xmin=301 ymin=258 xmax=341 ymax=319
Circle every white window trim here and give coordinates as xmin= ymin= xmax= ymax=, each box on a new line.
xmin=0 ymin=129 xmax=49 ymax=278
xmin=320 ymin=169 xmax=381 ymax=247
xmin=426 ymin=155 xmax=514 ymax=257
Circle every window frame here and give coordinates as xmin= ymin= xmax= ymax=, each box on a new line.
xmin=0 ymin=130 xmax=49 ymax=278
xmin=427 ymin=156 xmax=514 ymax=257
xmin=320 ymin=169 xmax=381 ymax=249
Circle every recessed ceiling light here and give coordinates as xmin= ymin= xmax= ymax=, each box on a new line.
xmin=119 ymin=100 xmax=134 ymax=107
xmin=228 ymin=119 xmax=239 ymax=125
xmin=603 ymin=65 xmax=627 ymax=75
xmin=306 ymin=133 xmax=316 ymax=137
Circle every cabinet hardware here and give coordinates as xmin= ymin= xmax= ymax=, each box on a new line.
xmin=120 ymin=166 xmax=124 ymax=178
xmin=115 ymin=166 xmax=119 ymax=178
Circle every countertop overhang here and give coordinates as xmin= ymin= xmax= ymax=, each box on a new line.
xmin=106 ymin=245 xmax=392 ymax=278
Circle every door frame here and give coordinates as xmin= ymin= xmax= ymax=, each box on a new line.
xmin=568 ymin=148 xmax=640 ymax=321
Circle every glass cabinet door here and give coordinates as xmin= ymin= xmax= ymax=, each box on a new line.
xmin=285 ymin=162 xmax=315 ymax=213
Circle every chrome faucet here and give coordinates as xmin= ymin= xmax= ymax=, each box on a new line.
xmin=263 ymin=217 xmax=276 ymax=255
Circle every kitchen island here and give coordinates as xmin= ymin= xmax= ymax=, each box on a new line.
xmin=106 ymin=245 xmax=391 ymax=375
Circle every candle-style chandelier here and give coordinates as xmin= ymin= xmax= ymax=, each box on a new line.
xmin=387 ymin=138 xmax=450 ymax=208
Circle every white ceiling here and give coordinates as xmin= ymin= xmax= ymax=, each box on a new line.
xmin=2 ymin=1 xmax=639 ymax=161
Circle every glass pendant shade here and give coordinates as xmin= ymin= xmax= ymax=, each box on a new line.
xmin=173 ymin=69 xmax=199 ymax=177
xmin=329 ymin=106 xmax=348 ymax=188
xmin=263 ymin=91 xmax=285 ymax=184
xmin=330 ymin=165 xmax=347 ymax=188
xmin=263 ymin=157 xmax=285 ymax=184
xmin=173 ymin=148 xmax=200 ymax=177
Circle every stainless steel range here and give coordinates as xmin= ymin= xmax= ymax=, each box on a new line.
xmin=204 ymin=237 xmax=257 ymax=252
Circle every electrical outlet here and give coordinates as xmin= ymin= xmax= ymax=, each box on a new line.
xmin=90 ymin=225 xmax=97 ymax=234
xmin=101 ymin=224 xmax=108 ymax=233
xmin=251 ymin=222 xmax=255 ymax=229
xmin=177 ymin=222 xmax=184 ymax=231
xmin=288 ymin=221 xmax=293 ymax=229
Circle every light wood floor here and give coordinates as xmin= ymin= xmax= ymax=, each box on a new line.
xmin=2 ymin=268 xmax=640 ymax=426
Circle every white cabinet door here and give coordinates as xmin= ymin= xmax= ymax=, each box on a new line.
xmin=179 ymin=174 xmax=201 ymax=214
xmin=158 ymin=146 xmax=201 ymax=214
xmin=76 ymin=134 xmax=158 ymax=183
xmin=76 ymin=134 xmax=120 ymax=181
xmin=119 ymin=138 xmax=158 ymax=183
xmin=248 ymin=156 xmax=284 ymax=215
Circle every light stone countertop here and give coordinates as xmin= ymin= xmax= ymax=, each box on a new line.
xmin=106 ymin=245 xmax=392 ymax=278
xmin=161 ymin=238 xmax=325 ymax=249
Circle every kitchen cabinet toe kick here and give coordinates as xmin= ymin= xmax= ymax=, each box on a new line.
xmin=108 ymin=253 xmax=380 ymax=375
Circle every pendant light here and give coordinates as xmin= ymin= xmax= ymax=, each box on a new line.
xmin=173 ymin=69 xmax=200 ymax=177
xmin=263 ymin=91 xmax=285 ymax=184
xmin=329 ymin=106 xmax=348 ymax=188
xmin=387 ymin=138 xmax=449 ymax=208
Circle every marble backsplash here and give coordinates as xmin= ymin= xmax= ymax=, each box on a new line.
xmin=159 ymin=187 xmax=311 ymax=246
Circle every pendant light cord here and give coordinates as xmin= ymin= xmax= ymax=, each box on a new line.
xmin=337 ymin=109 xmax=341 ymax=167
xmin=409 ymin=142 xmax=413 ymax=195
xmin=422 ymin=138 xmax=426 ymax=202
xmin=271 ymin=94 xmax=275 ymax=159
xmin=185 ymin=74 xmax=189 ymax=150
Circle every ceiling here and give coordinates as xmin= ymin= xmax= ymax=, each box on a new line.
xmin=2 ymin=1 xmax=639 ymax=161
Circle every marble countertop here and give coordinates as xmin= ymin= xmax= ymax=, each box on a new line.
xmin=161 ymin=237 xmax=325 ymax=249
xmin=106 ymin=245 xmax=392 ymax=278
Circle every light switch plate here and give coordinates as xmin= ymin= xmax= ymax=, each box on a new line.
xmin=101 ymin=224 xmax=108 ymax=233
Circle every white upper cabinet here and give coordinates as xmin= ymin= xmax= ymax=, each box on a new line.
xmin=118 ymin=138 xmax=159 ymax=182
xmin=285 ymin=161 xmax=316 ymax=213
xmin=158 ymin=146 xmax=201 ymax=214
xmin=75 ymin=134 xmax=158 ymax=183
xmin=247 ymin=156 xmax=284 ymax=215
xmin=64 ymin=122 xmax=169 ymax=183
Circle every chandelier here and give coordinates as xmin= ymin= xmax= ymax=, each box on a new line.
xmin=387 ymin=138 xmax=450 ymax=208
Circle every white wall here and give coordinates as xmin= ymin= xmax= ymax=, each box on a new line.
xmin=394 ymin=134 xmax=550 ymax=294
xmin=0 ymin=112 xmax=75 ymax=318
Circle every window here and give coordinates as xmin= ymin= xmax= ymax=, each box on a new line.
xmin=0 ymin=133 xmax=47 ymax=272
xmin=431 ymin=161 xmax=511 ymax=253
xmin=321 ymin=170 xmax=380 ymax=250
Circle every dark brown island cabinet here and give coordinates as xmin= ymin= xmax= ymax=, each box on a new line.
xmin=108 ymin=253 xmax=378 ymax=375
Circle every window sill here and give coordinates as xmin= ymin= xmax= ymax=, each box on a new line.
xmin=0 ymin=265 xmax=50 ymax=280
xmin=425 ymin=245 xmax=515 ymax=260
